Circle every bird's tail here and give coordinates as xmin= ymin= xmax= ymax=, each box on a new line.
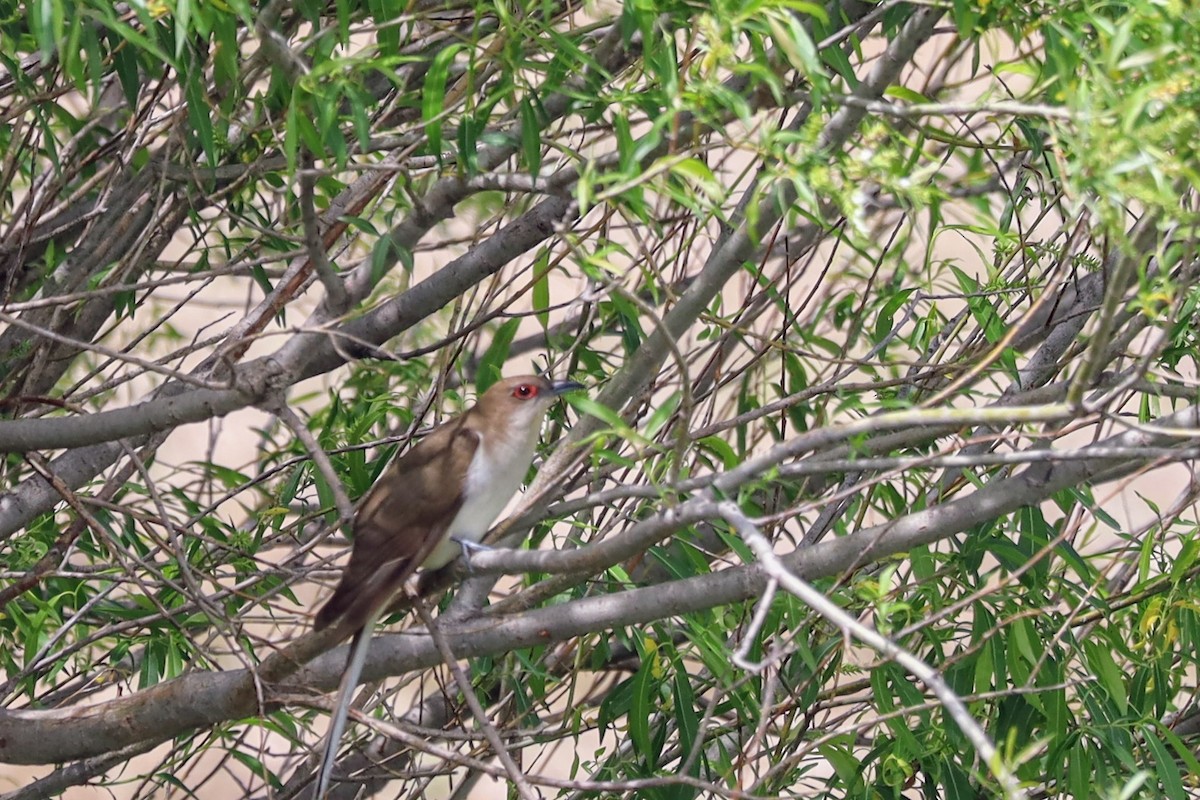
xmin=312 ymin=610 xmax=379 ymax=799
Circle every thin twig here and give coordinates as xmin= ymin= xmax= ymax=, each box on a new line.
xmin=272 ymin=402 xmax=356 ymax=527
xmin=412 ymin=599 xmax=538 ymax=800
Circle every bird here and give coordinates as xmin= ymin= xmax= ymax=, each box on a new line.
xmin=310 ymin=374 xmax=582 ymax=799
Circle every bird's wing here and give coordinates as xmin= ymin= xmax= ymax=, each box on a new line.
xmin=313 ymin=420 xmax=479 ymax=632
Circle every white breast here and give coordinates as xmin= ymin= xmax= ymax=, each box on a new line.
xmin=420 ymin=425 xmax=540 ymax=570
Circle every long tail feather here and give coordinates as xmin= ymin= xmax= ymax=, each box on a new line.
xmin=312 ymin=609 xmax=380 ymax=799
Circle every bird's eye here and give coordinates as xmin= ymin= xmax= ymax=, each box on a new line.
xmin=513 ymin=383 xmax=538 ymax=399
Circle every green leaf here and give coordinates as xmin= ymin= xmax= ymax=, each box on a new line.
xmin=1141 ymin=727 xmax=1184 ymax=798
xmin=532 ymin=252 xmax=551 ymax=329
xmin=951 ymin=0 xmax=978 ymax=36
xmin=569 ymin=396 xmax=654 ymax=447
xmin=457 ymin=113 xmax=479 ymax=173
xmin=1068 ymin=742 xmax=1091 ymax=799
xmin=520 ymin=97 xmax=542 ymax=178
xmin=33 ymin=0 xmax=62 ymax=59
xmin=284 ymin=91 xmax=301 ymax=176
xmin=369 ymin=236 xmax=413 ymax=285
xmin=1169 ymin=533 xmax=1199 ymax=582
xmin=250 ymin=264 xmax=274 ymax=297
xmin=671 ymin=662 xmax=699 ymax=773
xmin=765 ymin=11 xmax=824 ymax=82
xmin=949 ymin=264 xmax=980 ymax=294
xmin=819 ymin=740 xmax=863 ymax=789
xmin=1084 ymin=640 xmax=1128 ymax=714
xmin=422 ymin=43 xmax=465 ymax=162
xmin=1153 ymin=723 xmax=1200 ymax=783
xmin=874 ymin=288 xmax=914 ymax=343
xmin=697 ymin=436 xmax=738 ymax=470
xmin=884 ymin=85 xmax=931 ymax=104
xmin=476 ymin=318 xmax=521 ymax=393
xmin=174 ymin=0 xmax=192 ymax=60
xmin=184 ymin=64 xmax=216 ymax=164
xmin=941 ymin=758 xmax=973 ymax=799
xmin=630 ymin=653 xmax=656 ymax=766
xmin=667 ymin=156 xmax=722 ymax=202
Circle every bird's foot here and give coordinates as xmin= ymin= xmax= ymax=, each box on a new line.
xmin=450 ymin=537 xmax=494 ymax=572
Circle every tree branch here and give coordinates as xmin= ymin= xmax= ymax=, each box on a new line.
xmin=3 ymin=399 xmax=1197 ymax=765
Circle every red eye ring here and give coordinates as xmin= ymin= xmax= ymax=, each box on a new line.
xmin=513 ymin=383 xmax=538 ymax=399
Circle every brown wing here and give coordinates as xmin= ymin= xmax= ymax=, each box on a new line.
xmin=313 ymin=419 xmax=479 ymax=632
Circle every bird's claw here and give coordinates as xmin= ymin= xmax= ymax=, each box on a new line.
xmin=450 ymin=537 xmax=494 ymax=573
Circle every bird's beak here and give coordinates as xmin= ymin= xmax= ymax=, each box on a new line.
xmin=549 ymin=379 xmax=585 ymax=396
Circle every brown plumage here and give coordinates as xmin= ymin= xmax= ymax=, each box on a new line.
xmin=312 ymin=416 xmax=477 ymax=632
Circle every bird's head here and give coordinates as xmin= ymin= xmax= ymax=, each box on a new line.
xmin=477 ymin=375 xmax=583 ymax=434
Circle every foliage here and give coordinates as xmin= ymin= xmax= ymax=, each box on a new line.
xmin=2 ymin=0 xmax=1200 ymax=798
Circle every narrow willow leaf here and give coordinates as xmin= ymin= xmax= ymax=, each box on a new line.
xmin=457 ymin=114 xmax=478 ymax=173
xmin=476 ymin=319 xmax=520 ymax=393
xmin=175 ymin=0 xmax=192 ymax=60
xmin=884 ymin=84 xmax=931 ymax=104
xmin=1141 ymin=728 xmax=1184 ymax=799
xmin=630 ymin=657 xmax=655 ymax=765
xmin=520 ymin=97 xmax=541 ymax=178
xmin=34 ymin=0 xmax=61 ymax=59
xmin=184 ymin=67 xmax=216 ymax=163
xmin=284 ymin=91 xmax=300 ymax=175
xmin=369 ymin=236 xmax=412 ymax=285
xmin=422 ymin=43 xmax=466 ymax=162
xmin=1084 ymin=640 xmax=1128 ymax=714
xmin=532 ymin=253 xmax=550 ymax=329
